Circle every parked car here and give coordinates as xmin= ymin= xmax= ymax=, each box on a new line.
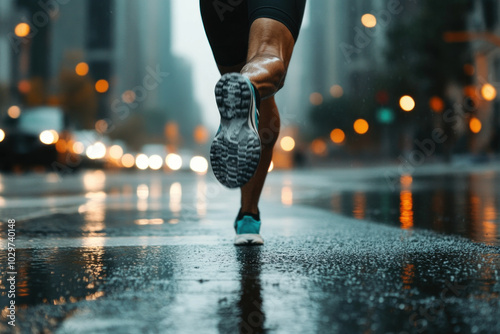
xmin=0 ymin=106 xmax=64 ymax=170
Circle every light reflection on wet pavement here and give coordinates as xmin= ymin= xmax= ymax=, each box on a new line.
xmin=297 ymin=171 xmax=500 ymax=246
xmin=0 ymin=164 xmax=499 ymax=333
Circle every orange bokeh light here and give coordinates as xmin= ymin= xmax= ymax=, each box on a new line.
xmin=311 ymin=139 xmax=327 ymax=156
xmin=75 ymin=62 xmax=89 ymax=76
xmin=165 ymin=122 xmax=179 ymax=141
xmin=429 ymin=96 xmax=444 ymax=112
xmin=330 ymin=85 xmax=343 ymax=98
xmin=121 ymin=154 xmax=135 ymax=168
xmin=95 ymin=79 xmax=109 ymax=93
xmin=361 ymin=14 xmax=377 ymax=28
xmin=56 ymin=139 xmax=67 ymax=153
xmin=309 ymin=92 xmax=323 ymax=106
xmin=353 ymin=119 xmax=369 ymax=135
xmin=193 ymin=125 xmax=209 ymax=144
xmin=330 ymin=128 xmax=345 ymax=144
xmin=95 ymin=119 xmax=108 ymax=133
xmin=18 ymin=80 xmax=31 ymax=94
xmin=122 ymin=90 xmax=136 ymax=103
xmin=469 ymin=117 xmax=482 ymax=133
xmin=15 ymin=23 xmax=30 ymax=37
xmin=7 ymin=106 xmax=21 ymax=119
xmin=481 ymin=83 xmax=497 ymax=101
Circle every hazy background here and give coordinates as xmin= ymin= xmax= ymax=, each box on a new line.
xmin=0 ymin=0 xmax=499 ymax=172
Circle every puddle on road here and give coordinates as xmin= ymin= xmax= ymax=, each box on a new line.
xmin=297 ymin=172 xmax=500 ymax=246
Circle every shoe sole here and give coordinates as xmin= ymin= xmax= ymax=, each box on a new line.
xmin=234 ymin=233 xmax=264 ymax=246
xmin=210 ymin=73 xmax=261 ymax=189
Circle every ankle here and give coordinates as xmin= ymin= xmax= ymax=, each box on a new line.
xmin=237 ymin=208 xmax=260 ymax=221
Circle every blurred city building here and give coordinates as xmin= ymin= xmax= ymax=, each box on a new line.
xmin=2 ymin=0 xmax=201 ymax=151
xmin=277 ymin=0 xmax=420 ymax=163
xmin=2 ymin=0 xmax=500 ymax=171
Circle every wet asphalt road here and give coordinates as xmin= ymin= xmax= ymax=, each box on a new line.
xmin=0 ymin=162 xmax=499 ymax=333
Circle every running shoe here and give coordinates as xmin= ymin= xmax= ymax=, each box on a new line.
xmin=234 ymin=214 xmax=264 ymax=246
xmin=210 ymin=73 xmax=261 ymax=189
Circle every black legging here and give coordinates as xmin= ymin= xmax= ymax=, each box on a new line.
xmin=200 ymin=0 xmax=306 ymax=66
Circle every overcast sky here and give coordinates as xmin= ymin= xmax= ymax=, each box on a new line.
xmin=171 ymin=0 xmax=220 ymax=130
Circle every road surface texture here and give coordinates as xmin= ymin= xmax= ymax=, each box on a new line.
xmin=0 ymin=162 xmax=499 ymax=333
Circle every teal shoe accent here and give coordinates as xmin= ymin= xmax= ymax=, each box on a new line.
xmin=244 ymin=76 xmax=259 ymax=130
xmin=255 ymin=107 xmax=259 ymax=130
xmin=235 ymin=216 xmax=261 ymax=235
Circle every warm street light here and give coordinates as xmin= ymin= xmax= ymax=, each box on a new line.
xmin=194 ymin=125 xmax=209 ymax=144
xmin=469 ymin=117 xmax=482 ymax=133
xmin=309 ymin=92 xmax=323 ymax=106
xmin=399 ymin=95 xmax=415 ymax=112
xmin=354 ymin=119 xmax=369 ymax=134
xmin=135 ymin=154 xmax=149 ymax=170
xmin=95 ymin=79 xmax=109 ymax=93
xmin=121 ymin=154 xmax=135 ymax=168
xmin=7 ymin=106 xmax=21 ymax=119
xmin=18 ymin=80 xmax=31 ymax=93
xmin=15 ymin=23 xmax=30 ymax=37
xmin=75 ymin=62 xmax=89 ymax=76
xmin=481 ymin=83 xmax=497 ymax=101
xmin=122 ymin=90 xmax=136 ymax=103
xmin=330 ymin=85 xmax=343 ymax=98
xmin=280 ymin=136 xmax=295 ymax=151
xmin=429 ymin=96 xmax=444 ymax=112
xmin=330 ymin=128 xmax=345 ymax=144
xmin=109 ymin=145 xmax=124 ymax=160
xmin=148 ymin=155 xmax=163 ymax=170
xmin=190 ymin=156 xmax=208 ymax=174
xmin=166 ymin=153 xmax=182 ymax=170
xmin=72 ymin=141 xmax=84 ymax=154
xmin=311 ymin=139 xmax=327 ymax=156
xmin=40 ymin=130 xmax=58 ymax=145
xmin=361 ymin=14 xmax=377 ymax=28
xmin=86 ymin=142 xmax=106 ymax=160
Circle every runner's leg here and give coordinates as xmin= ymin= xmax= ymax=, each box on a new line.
xmin=201 ymin=0 xmax=305 ymax=215
xmin=239 ymin=18 xmax=295 ymax=214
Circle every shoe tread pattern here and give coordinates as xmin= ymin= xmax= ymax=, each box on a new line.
xmin=210 ymin=73 xmax=261 ymax=188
